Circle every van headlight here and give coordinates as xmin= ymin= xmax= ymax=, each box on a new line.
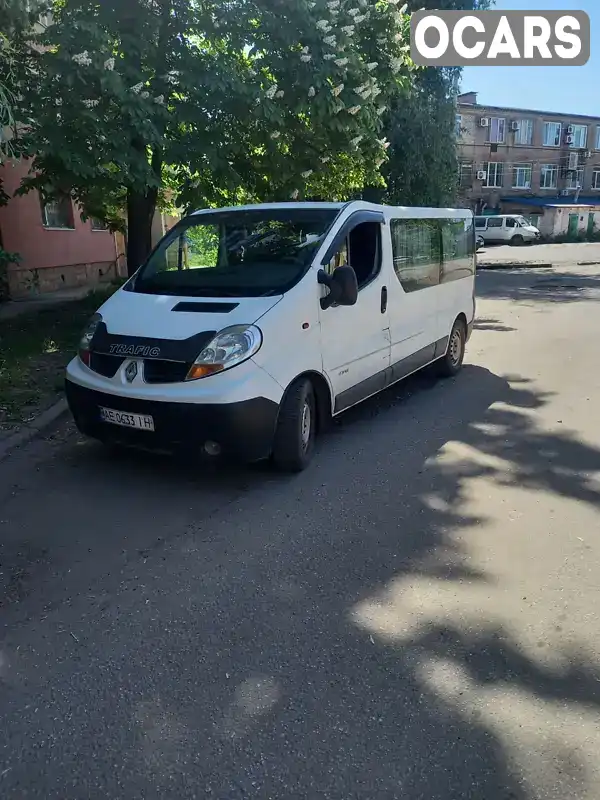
xmin=186 ymin=325 xmax=263 ymax=381
xmin=78 ymin=312 xmax=102 ymax=366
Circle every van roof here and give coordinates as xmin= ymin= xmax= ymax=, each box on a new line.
xmin=191 ymin=201 xmax=473 ymax=217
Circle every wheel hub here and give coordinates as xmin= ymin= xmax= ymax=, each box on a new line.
xmin=301 ymin=402 xmax=312 ymax=448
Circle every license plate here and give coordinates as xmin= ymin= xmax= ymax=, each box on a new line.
xmin=99 ymin=407 xmax=155 ymax=431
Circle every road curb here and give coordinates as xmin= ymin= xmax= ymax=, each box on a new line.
xmin=577 ymin=261 xmax=600 ymax=266
xmin=0 ymin=398 xmax=69 ymax=462
xmin=477 ymin=262 xmax=553 ymax=270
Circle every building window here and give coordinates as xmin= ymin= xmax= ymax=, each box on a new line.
xmin=512 ymin=164 xmax=532 ymax=189
xmin=40 ymin=196 xmax=75 ymax=229
xmin=390 ymin=219 xmax=441 ymax=294
xmin=596 ymin=127 xmax=600 ymax=150
xmin=487 ymin=117 xmax=505 ymax=144
xmin=569 ymin=124 xmax=587 ymax=149
xmin=592 ymin=170 xmax=600 ymax=190
xmin=455 ymin=114 xmax=462 ymax=137
xmin=514 ymin=119 xmax=533 ymax=145
xmin=91 ymin=217 xmax=108 ymax=231
xmin=483 ymin=162 xmax=504 ymax=188
xmin=458 ymin=161 xmax=473 ymax=187
xmin=540 ymin=164 xmax=558 ymax=189
xmin=543 ymin=121 xmax=562 ymax=147
xmin=566 ymin=167 xmax=584 ymax=190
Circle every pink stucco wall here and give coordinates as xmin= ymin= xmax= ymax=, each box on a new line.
xmin=0 ymin=159 xmax=117 ymax=272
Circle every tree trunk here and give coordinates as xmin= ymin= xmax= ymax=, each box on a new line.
xmin=126 ymin=188 xmax=157 ymax=277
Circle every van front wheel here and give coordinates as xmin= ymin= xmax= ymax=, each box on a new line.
xmin=511 ymin=234 xmax=525 ymax=246
xmin=272 ymin=378 xmax=316 ymax=473
xmin=437 ymin=320 xmax=466 ymax=378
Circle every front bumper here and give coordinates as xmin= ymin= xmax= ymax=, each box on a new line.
xmin=65 ymin=379 xmax=279 ymax=462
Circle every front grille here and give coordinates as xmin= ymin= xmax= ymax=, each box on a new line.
xmin=143 ymin=359 xmax=191 ymax=384
xmin=89 ymin=352 xmax=125 ymax=378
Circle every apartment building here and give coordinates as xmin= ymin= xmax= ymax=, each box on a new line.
xmin=456 ymin=92 xmax=600 ymax=224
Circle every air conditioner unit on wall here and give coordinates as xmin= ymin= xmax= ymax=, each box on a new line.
xmin=476 ymin=170 xmax=487 ymax=180
xmin=560 ymin=189 xmax=571 ymax=196
xmin=567 ymin=125 xmax=574 ymax=134
xmin=510 ymin=121 xmax=519 ymax=131
xmin=566 ymin=134 xmax=574 ymax=144
xmin=479 ymin=117 xmax=489 ymax=128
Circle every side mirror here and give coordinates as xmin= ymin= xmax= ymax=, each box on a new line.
xmin=317 ymin=265 xmax=358 ymax=310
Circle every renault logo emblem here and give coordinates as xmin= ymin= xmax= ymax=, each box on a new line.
xmin=125 ymin=361 xmax=138 ymax=383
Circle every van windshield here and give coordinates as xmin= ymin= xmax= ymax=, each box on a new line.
xmin=130 ymin=208 xmax=339 ymax=298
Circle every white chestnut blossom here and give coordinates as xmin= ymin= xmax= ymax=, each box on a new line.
xmin=323 ymin=35 xmax=337 ymax=47
xmin=323 ymin=53 xmax=336 ymax=60
xmin=103 ymin=57 xmax=115 ymax=71
xmin=154 ymin=95 xmax=165 ymax=105
xmin=276 ymin=90 xmax=285 ymax=98
xmin=301 ymin=54 xmax=312 ymax=62
xmin=331 ymin=84 xmax=344 ymax=97
xmin=130 ymin=82 xmax=144 ymax=93
xmin=348 ymin=8 xmax=360 ymax=16
xmin=301 ymin=170 xmax=313 ymax=178
xmin=316 ymin=19 xmax=331 ymax=30
xmin=376 ymin=37 xmax=386 ymax=45
xmin=72 ymin=51 xmax=92 ymax=66
xmin=375 ymin=158 xmax=385 ymax=168
xmin=379 ymin=137 xmax=391 ymax=149
xmin=265 ymin=84 xmax=278 ymax=99
xmin=388 ymin=0 xmax=400 ymax=5
xmin=341 ymin=25 xmax=355 ymax=35
xmin=377 ymin=105 xmax=386 ymax=115
xmin=301 ymin=46 xmax=310 ymax=54
xmin=165 ymin=70 xmax=180 ymax=85
xmin=350 ymin=135 xmax=363 ymax=147
xmin=83 ymin=99 xmax=99 ymax=108
xmin=390 ymin=57 xmax=404 ymax=72
xmin=271 ymin=131 xmax=281 ymax=139
xmin=354 ymin=14 xmax=367 ymax=23
xmin=308 ymin=86 xmax=316 ymax=98
xmin=347 ymin=105 xmax=361 ymax=115
xmin=291 ymin=189 xmax=300 ymax=200
xmin=140 ymin=91 xmax=150 ymax=99
xmin=335 ymin=58 xmax=348 ymax=67
xmin=399 ymin=3 xmax=408 ymax=13
xmin=367 ymin=62 xmax=378 ymax=71
xmin=321 ymin=156 xmax=330 ymax=163
xmin=327 ymin=1 xmax=340 ymax=8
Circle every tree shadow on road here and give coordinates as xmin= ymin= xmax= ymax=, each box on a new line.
xmin=477 ymin=269 xmax=600 ymax=305
xmin=2 ymin=365 xmax=600 ymax=798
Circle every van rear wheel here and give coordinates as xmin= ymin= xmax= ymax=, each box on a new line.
xmin=437 ymin=319 xmax=466 ymax=378
xmin=272 ymin=378 xmax=316 ymax=473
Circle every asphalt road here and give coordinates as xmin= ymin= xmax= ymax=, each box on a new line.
xmin=1 ymin=263 xmax=600 ymax=799
xmin=479 ymin=240 xmax=600 ymax=266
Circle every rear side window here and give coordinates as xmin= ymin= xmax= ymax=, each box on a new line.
xmin=475 ymin=217 xmax=487 ymax=229
xmin=390 ymin=219 xmax=441 ymax=293
xmin=486 ymin=217 xmax=503 ymax=228
xmin=440 ymin=218 xmax=475 ymax=283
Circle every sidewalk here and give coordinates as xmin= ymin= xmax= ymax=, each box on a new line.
xmin=0 ymin=286 xmax=93 ymax=322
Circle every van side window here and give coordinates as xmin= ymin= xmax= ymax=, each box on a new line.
xmin=486 ymin=217 xmax=503 ymax=228
xmin=505 ymin=217 xmax=516 ymax=228
xmin=441 ymin=218 xmax=475 ymax=283
xmin=390 ymin=219 xmax=441 ymax=293
xmin=475 ymin=217 xmax=487 ymax=229
xmin=325 ymin=222 xmax=381 ymax=291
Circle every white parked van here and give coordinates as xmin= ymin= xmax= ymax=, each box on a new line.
xmin=475 ymin=214 xmax=540 ymax=245
xmin=65 ymin=202 xmax=476 ymax=471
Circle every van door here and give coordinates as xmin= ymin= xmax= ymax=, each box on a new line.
xmin=318 ymin=211 xmax=391 ymax=412
xmin=386 ymin=217 xmax=443 ymax=382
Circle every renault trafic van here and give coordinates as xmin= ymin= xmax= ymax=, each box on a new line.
xmin=475 ymin=214 xmax=540 ymax=245
xmin=65 ymin=202 xmax=476 ymax=472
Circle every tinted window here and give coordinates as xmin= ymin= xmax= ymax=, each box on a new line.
xmin=475 ymin=217 xmax=487 ymax=229
xmin=390 ymin=219 xmax=441 ymax=293
xmin=505 ymin=217 xmax=517 ymax=228
xmin=486 ymin=217 xmax=503 ymax=228
xmin=440 ymin=218 xmax=475 ymax=284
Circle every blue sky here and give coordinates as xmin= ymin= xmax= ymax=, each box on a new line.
xmin=461 ymin=0 xmax=598 ymax=115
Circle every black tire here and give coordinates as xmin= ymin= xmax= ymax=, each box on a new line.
xmin=272 ymin=378 xmax=316 ymax=473
xmin=510 ymin=234 xmax=524 ymax=246
xmin=437 ymin=319 xmax=466 ymax=378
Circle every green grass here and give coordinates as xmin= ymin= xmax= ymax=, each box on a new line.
xmin=0 ymin=286 xmax=116 ymax=430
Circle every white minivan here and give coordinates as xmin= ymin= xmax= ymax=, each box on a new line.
xmin=475 ymin=214 xmax=540 ymax=245
xmin=65 ymin=202 xmax=476 ymax=472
